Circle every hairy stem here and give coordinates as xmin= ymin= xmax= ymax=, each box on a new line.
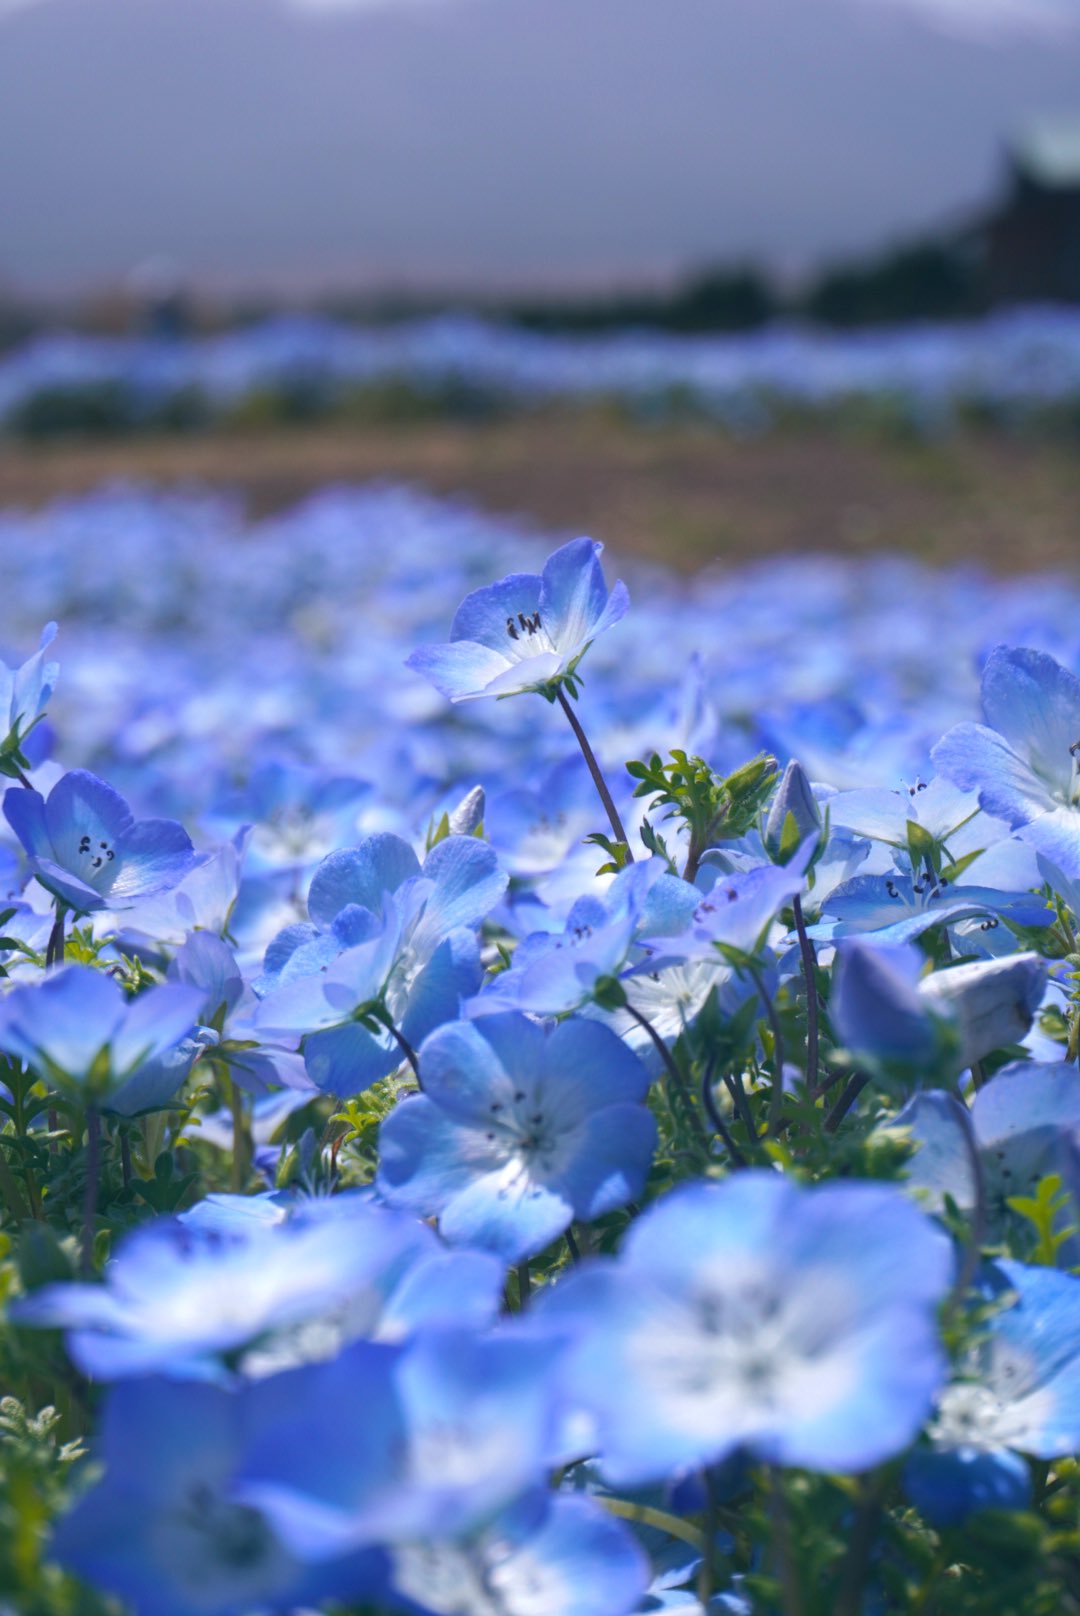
xmin=81 ymin=1109 xmax=100 ymax=1275
xmin=824 ymin=1073 xmax=869 ymax=1134
xmin=555 ymin=686 xmax=633 ymax=857
xmin=791 ymin=895 xmax=820 ymax=1091
xmin=701 ymin=1064 xmax=748 ymax=1167
xmin=623 ymin=1004 xmax=709 ymax=1153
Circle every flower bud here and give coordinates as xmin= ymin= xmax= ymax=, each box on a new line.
xmin=918 ymin=952 xmax=1047 ymax=1070
xmin=764 ymin=759 xmax=821 ymax=863
xmin=447 ymin=785 xmax=485 ymax=838
xmin=832 ymin=939 xmax=936 ymax=1065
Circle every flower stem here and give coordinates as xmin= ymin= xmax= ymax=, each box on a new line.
xmin=791 ymin=895 xmax=820 ymax=1091
xmin=623 ymin=1004 xmax=709 ymax=1153
xmin=701 ymin=1063 xmax=748 ymax=1167
xmin=600 ymin=1498 xmax=705 ymax=1554
xmin=119 ymin=1128 xmax=133 ymax=1192
xmin=824 ymin=1072 xmax=869 ymax=1134
xmin=555 ymin=686 xmax=633 ymax=858
xmin=384 ymin=1020 xmax=422 ymax=1088
xmin=44 ymin=906 xmax=66 ymax=970
xmin=943 ymin=1108 xmax=987 ymax=1327
xmin=697 ymin=1468 xmax=720 ymax=1604
xmin=745 ymin=964 xmax=786 ymax=1138
xmin=226 ymin=1078 xmax=249 ymax=1194
xmin=81 ymin=1108 xmax=100 ymax=1275
xmin=769 ymin=1470 xmax=805 ymax=1616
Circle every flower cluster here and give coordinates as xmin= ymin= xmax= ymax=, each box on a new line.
xmin=2 ymin=501 xmax=1080 ymax=1616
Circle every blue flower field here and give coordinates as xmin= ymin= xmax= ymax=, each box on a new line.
xmin=3 ymin=482 xmax=1080 ymax=1614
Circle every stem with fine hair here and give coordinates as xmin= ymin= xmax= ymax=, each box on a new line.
xmin=697 ymin=1467 xmax=720 ymax=1605
xmin=81 ymin=1109 xmax=100 ymax=1275
xmin=943 ymin=1109 xmax=988 ymax=1328
xmin=745 ymin=963 xmax=786 ymax=1138
xmin=623 ymin=1003 xmax=709 ymax=1152
xmin=383 ymin=1019 xmax=422 ymax=1088
xmin=226 ymin=1078 xmax=249 ymax=1194
xmin=701 ymin=1062 xmax=748 ymax=1167
xmin=824 ymin=1072 xmax=869 ymax=1134
xmin=770 ymin=1470 xmax=805 ymax=1616
xmin=45 ymin=906 xmax=66 ymax=970
xmin=791 ymin=894 xmax=820 ymax=1091
xmin=555 ymin=686 xmax=633 ymax=857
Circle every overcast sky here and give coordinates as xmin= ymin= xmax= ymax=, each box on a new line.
xmin=3 ymin=0 xmax=1080 ymax=295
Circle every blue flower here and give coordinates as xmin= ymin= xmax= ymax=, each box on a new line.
xmin=405 ymin=536 xmax=629 ymax=703
xmin=906 ymin=1260 xmax=1080 ymax=1524
xmin=377 ymin=1014 xmax=656 ymax=1263
xmin=831 ymin=939 xmax=1046 ymax=1077
xmin=3 ymin=768 xmax=197 ymax=914
xmin=0 ymin=620 xmax=58 ymax=778
xmin=0 ymin=965 xmax=202 ymax=1104
xmin=933 ymin=645 xmax=1080 ymax=877
xmin=13 ymin=1191 xmax=502 ymax=1381
xmin=235 ymin=1332 xmax=563 ymax=1552
xmin=385 ymin=1491 xmax=649 ymax=1616
xmin=896 ymin=1060 xmax=1080 ymax=1256
xmin=536 ymin=1172 xmax=952 ymax=1484
xmin=254 ymin=831 xmax=507 ymax=1097
xmin=50 ymin=1375 xmax=385 ymax=1616
xmin=467 ymin=858 xmax=698 ymax=1019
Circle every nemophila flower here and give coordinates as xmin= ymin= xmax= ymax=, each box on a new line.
xmin=812 ymin=865 xmax=1051 ymax=947
xmin=405 ymin=536 xmax=628 ymax=703
xmin=535 ymin=1172 xmax=952 ymax=1485
xmin=933 ymin=645 xmax=1080 ymax=878
xmin=0 ymin=621 xmax=58 ymax=778
xmin=377 ymin=1014 xmax=655 ymax=1263
xmin=3 ymin=768 xmax=197 ymax=915
xmin=169 ymin=931 xmax=309 ymax=1095
xmin=50 ymin=1375 xmax=385 ymax=1616
xmin=114 ymin=827 xmax=250 ymax=951
xmin=204 ymin=759 xmax=371 ymax=879
xmin=236 ymin=1332 xmax=563 ymax=1553
xmin=254 ymin=831 xmax=507 ymax=1097
xmin=0 ymin=965 xmax=202 ymax=1104
xmin=906 ymin=1261 xmax=1080 ymax=1526
xmin=386 ymin=1491 xmax=649 ymax=1616
xmin=467 ymin=857 xmax=697 ymax=1019
xmin=831 ymin=940 xmax=1046 ymax=1076
xmin=895 ymin=1060 xmax=1080 ymax=1256
xmin=11 ymin=1192 xmax=500 ymax=1380
xmin=642 ymin=844 xmax=814 ymax=964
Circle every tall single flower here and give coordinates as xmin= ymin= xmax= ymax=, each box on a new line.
xmin=3 ymin=768 xmax=198 ymax=915
xmin=405 ymin=537 xmax=628 ymax=704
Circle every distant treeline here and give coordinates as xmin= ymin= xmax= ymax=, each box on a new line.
xmin=0 ymin=234 xmax=1051 ymax=349
xmin=503 ymin=241 xmax=989 ymax=335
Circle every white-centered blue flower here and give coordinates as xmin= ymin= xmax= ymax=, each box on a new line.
xmin=405 ymin=537 xmax=629 ymax=703
xmin=537 ymin=1172 xmax=953 ymax=1484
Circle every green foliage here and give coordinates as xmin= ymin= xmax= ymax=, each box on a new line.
xmin=0 ymin=1397 xmax=114 ymax=1614
xmin=1007 ymin=1173 xmax=1078 ymax=1267
xmin=626 ymin=750 xmax=777 ymax=879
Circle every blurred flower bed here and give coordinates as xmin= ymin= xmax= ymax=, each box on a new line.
xmin=4 ymin=306 xmax=1080 ymax=437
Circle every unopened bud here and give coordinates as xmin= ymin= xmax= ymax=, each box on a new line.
xmin=764 ymin=759 xmax=821 ymax=863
